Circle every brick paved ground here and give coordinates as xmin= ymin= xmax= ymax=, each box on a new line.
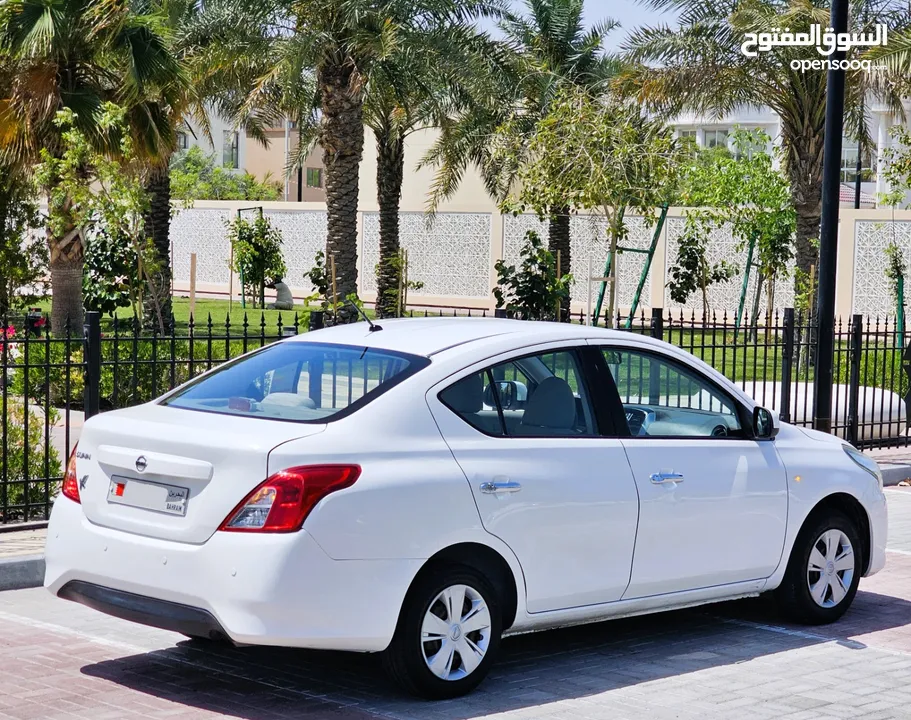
xmin=4 ymin=492 xmax=911 ymax=719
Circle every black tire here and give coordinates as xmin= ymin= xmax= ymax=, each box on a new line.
xmin=383 ymin=564 xmax=502 ymax=699
xmin=775 ymin=510 xmax=862 ymax=624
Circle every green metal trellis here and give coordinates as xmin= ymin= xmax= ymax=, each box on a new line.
xmin=592 ymin=204 xmax=669 ymax=329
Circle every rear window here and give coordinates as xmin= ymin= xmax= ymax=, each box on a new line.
xmin=162 ymin=342 xmax=428 ymax=422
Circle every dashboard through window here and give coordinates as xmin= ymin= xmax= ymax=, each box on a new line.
xmin=601 ymin=348 xmax=744 ymax=439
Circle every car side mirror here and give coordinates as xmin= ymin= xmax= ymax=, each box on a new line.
xmin=753 ymin=406 xmax=778 ymax=439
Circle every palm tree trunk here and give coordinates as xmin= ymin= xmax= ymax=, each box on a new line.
xmin=47 ymin=220 xmax=84 ymax=336
xmin=375 ymin=127 xmax=405 ymax=318
xmin=548 ymin=207 xmax=571 ymax=321
xmin=319 ymin=63 xmax=365 ymax=315
xmin=143 ymin=161 xmax=172 ymax=332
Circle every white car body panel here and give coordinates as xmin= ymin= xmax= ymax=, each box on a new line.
xmin=619 ymin=438 xmax=788 ymax=598
xmin=425 ymin=341 xmax=639 ymax=613
xmin=43 ymin=318 xmax=888 ymax=653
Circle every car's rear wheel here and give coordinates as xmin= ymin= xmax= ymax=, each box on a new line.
xmin=776 ymin=510 xmax=861 ymax=624
xmin=383 ymin=565 xmax=502 ymax=699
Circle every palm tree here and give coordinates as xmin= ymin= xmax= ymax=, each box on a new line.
xmin=186 ymin=0 xmax=499 ymax=314
xmin=366 ymin=26 xmax=512 ymax=316
xmin=0 ymin=0 xmax=181 ymax=333
xmin=621 ymin=0 xmax=908 ymax=287
xmin=423 ymin=0 xmax=620 ymax=283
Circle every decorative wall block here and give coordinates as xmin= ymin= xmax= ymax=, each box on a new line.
xmin=503 ymin=213 xmax=655 ymax=311
xmin=664 ymin=216 xmax=794 ymax=318
xmin=171 ymin=209 xmax=232 ymax=284
xmin=263 ymin=210 xmax=327 ymax=295
xmin=854 ymin=220 xmax=911 ymax=317
xmin=361 ymin=212 xmax=491 ymax=298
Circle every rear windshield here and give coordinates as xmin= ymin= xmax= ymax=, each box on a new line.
xmin=162 ymin=342 xmax=428 ymax=422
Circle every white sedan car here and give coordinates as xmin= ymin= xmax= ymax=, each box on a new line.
xmin=45 ymin=318 xmax=887 ymax=698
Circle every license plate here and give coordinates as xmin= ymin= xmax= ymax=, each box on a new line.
xmin=107 ymin=476 xmax=189 ymax=517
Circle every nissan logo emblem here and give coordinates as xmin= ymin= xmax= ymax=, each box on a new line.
xmin=135 ymin=456 xmax=148 ymax=473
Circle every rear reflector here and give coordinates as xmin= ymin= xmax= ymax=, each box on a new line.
xmin=219 ymin=465 xmax=361 ymax=533
xmin=62 ymin=446 xmax=80 ymax=503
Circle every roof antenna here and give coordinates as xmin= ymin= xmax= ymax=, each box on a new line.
xmin=346 ymin=299 xmax=383 ymax=332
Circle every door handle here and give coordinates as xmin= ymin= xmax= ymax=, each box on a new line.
xmin=650 ymin=472 xmax=684 ymax=485
xmin=480 ymin=480 xmax=522 ymax=494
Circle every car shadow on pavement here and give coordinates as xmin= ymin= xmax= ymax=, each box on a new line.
xmin=80 ymin=588 xmax=911 ymax=720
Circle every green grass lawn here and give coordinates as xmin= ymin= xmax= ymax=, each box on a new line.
xmin=28 ymin=296 xmax=379 ymax=334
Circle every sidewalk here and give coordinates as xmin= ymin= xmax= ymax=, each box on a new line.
xmin=0 ymin=528 xmax=46 ymax=591
xmin=868 ymin=446 xmax=911 ymax=485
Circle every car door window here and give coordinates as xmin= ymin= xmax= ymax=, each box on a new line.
xmin=603 ymin=348 xmax=743 ymax=438
xmin=439 ymin=349 xmax=596 ymax=437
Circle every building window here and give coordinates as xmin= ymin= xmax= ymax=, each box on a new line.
xmin=222 ymin=130 xmax=239 ymax=169
xmin=704 ymin=129 xmax=729 ymax=149
xmin=841 ymin=140 xmax=875 ymax=183
xmin=306 ymin=167 xmax=323 ymax=188
xmin=176 ymin=131 xmax=188 ymax=150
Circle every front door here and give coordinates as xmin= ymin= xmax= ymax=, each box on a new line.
xmin=428 ymin=345 xmax=640 ymax=613
xmin=591 ymin=342 xmax=789 ymax=599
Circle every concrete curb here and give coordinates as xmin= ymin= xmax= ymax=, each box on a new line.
xmin=0 ymin=555 xmax=45 ymax=591
xmin=880 ymin=463 xmax=911 ymax=486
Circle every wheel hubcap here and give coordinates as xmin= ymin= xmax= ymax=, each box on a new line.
xmin=421 ymin=584 xmax=491 ymax=681
xmin=807 ymin=529 xmax=855 ymax=608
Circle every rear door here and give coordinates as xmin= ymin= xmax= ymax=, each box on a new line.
xmin=589 ymin=341 xmax=788 ymax=598
xmin=428 ymin=343 xmax=640 ymax=613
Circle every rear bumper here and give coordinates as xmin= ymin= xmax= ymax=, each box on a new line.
xmin=45 ymin=497 xmax=422 ymax=652
xmin=59 ymin=581 xmax=230 ymax=641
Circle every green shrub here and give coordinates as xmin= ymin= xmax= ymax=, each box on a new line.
xmin=0 ymin=403 xmax=62 ymax=521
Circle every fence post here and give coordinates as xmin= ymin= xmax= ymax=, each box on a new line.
xmin=308 ymin=311 xmax=324 ymax=332
xmin=649 ymin=308 xmax=664 ymax=405
xmin=83 ymin=311 xmax=101 ymax=419
xmin=780 ymin=308 xmax=795 ymax=424
xmin=847 ymin=314 xmax=863 ymax=446
xmin=650 ymin=307 xmax=664 ymax=340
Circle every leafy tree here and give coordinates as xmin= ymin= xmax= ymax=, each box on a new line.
xmin=621 ymin=0 xmax=908 ymax=292
xmin=0 ymin=170 xmax=43 ymax=317
xmin=672 ymin=129 xmax=795 ymax=316
xmin=34 ymin=105 xmax=162 ymax=327
xmin=0 ymin=0 xmax=181 ymax=333
xmin=227 ymin=213 xmax=286 ymax=309
xmin=879 ymin=126 xmax=911 ymax=208
xmin=423 ymin=0 xmax=621 ymax=284
xmin=885 ymin=241 xmax=906 ymax=319
xmin=667 ymin=218 xmax=738 ymax=312
xmin=185 ymin=0 xmax=498 ymax=320
xmin=83 ymin=227 xmax=137 ymax=316
xmin=170 ymin=147 xmax=282 ymax=202
xmin=366 ymin=25 xmax=508 ymax=317
xmin=500 ymin=87 xmax=680 ymax=326
xmin=493 ymin=231 xmax=572 ymax=320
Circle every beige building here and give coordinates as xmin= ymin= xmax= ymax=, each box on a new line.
xmin=243 ymin=123 xmax=327 ymax=202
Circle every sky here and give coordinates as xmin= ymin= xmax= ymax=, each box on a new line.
xmin=481 ymin=0 xmax=681 ymax=51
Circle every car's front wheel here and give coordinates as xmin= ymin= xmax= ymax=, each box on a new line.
xmin=776 ymin=510 xmax=862 ymax=624
xmin=383 ymin=565 xmax=502 ymax=699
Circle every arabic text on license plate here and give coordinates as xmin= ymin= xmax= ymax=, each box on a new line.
xmin=107 ymin=476 xmax=189 ymax=516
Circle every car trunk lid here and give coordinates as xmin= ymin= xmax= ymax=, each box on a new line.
xmin=75 ymin=404 xmax=326 ymax=543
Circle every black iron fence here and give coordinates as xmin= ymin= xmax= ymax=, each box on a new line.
xmin=1 ymin=306 xmax=909 ymax=525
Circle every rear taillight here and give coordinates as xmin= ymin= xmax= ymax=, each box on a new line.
xmin=219 ymin=465 xmax=361 ymax=533
xmin=61 ymin=446 xmax=80 ymax=503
